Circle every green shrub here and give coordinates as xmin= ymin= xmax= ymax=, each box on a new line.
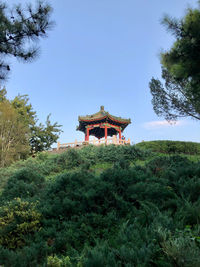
xmin=95 ymin=144 xmax=148 ymax=163
xmin=47 ymin=255 xmax=72 ymax=267
xmin=145 ymin=155 xmax=192 ymax=176
xmin=0 ymin=198 xmax=41 ymax=249
xmin=55 ymin=149 xmax=84 ymax=170
xmin=136 ymin=140 xmax=200 ymax=155
xmin=0 ymin=240 xmax=47 ymax=267
xmin=158 ymin=227 xmax=200 ymax=267
xmin=1 ymin=168 xmax=45 ymax=201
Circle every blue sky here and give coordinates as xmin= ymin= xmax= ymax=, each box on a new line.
xmin=6 ymin=0 xmax=200 ymax=145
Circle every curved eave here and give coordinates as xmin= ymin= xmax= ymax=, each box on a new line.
xmin=108 ymin=115 xmax=131 ymax=124
xmin=78 ymin=115 xmax=107 ymax=122
xmin=78 ymin=115 xmax=131 ymax=125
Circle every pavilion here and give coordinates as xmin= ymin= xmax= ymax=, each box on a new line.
xmin=77 ymin=106 xmax=131 ymax=142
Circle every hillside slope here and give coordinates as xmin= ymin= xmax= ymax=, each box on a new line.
xmin=0 ymin=143 xmax=200 ymax=266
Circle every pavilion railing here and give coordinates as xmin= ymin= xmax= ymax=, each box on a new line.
xmin=57 ymin=135 xmax=131 ymax=150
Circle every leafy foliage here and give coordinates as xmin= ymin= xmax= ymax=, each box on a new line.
xmin=30 ymin=114 xmax=62 ymax=153
xmin=0 ymin=101 xmax=29 ymax=167
xmin=0 ymin=88 xmax=62 ymax=160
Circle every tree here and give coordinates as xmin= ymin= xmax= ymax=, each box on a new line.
xmin=0 ymin=1 xmax=53 ymax=81
xmin=11 ymin=93 xmax=62 ymax=153
xmin=0 ymin=88 xmax=62 ymax=155
xmin=0 ymin=101 xmax=30 ymax=167
xmin=11 ymin=94 xmax=36 ymax=127
xmin=29 ymin=114 xmax=62 ymax=153
xmin=149 ymin=4 xmax=200 ymax=121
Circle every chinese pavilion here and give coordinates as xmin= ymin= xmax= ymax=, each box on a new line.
xmin=77 ymin=106 xmax=131 ymax=141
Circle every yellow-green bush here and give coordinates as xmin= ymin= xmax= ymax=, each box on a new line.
xmin=0 ymin=198 xmax=41 ymax=249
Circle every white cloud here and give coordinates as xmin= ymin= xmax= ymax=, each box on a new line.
xmin=143 ymin=120 xmax=187 ymax=130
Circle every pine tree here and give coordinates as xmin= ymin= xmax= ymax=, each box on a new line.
xmin=0 ymin=1 xmax=53 ymax=81
xmin=149 ymin=4 xmax=200 ymax=121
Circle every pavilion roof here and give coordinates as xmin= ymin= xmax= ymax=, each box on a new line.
xmin=78 ymin=106 xmax=131 ymax=124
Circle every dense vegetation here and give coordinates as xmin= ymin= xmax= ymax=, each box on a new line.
xmin=136 ymin=140 xmax=200 ymax=155
xmin=0 ymin=142 xmax=200 ymax=266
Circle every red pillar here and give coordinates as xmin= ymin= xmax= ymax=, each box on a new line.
xmin=105 ymin=125 xmax=107 ymax=143
xmin=119 ymin=129 xmax=121 ymax=140
xmin=85 ymin=128 xmax=90 ymax=141
xmin=87 ymin=128 xmax=90 ymax=141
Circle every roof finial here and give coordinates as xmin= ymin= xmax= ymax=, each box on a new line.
xmin=100 ymin=105 xmax=104 ymax=111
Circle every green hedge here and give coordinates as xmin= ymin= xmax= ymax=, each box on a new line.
xmin=136 ymin=140 xmax=200 ymax=155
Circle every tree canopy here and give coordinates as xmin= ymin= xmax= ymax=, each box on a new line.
xmin=10 ymin=92 xmax=62 ymax=153
xmin=29 ymin=114 xmax=62 ymax=153
xmin=0 ymin=88 xmax=61 ymax=165
xmin=149 ymin=4 xmax=200 ymax=121
xmin=0 ymin=1 xmax=53 ymax=81
xmin=0 ymin=100 xmax=29 ymax=167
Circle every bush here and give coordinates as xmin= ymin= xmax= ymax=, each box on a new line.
xmin=136 ymin=140 xmax=200 ymax=155
xmin=54 ymin=149 xmax=84 ymax=170
xmin=0 ymin=198 xmax=41 ymax=249
xmin=145 ymin=155 xmax=192 ymax=176
xmin=96 ymin=144 xmax=148 ymax=163
xmin=47 ymin=255 xmax=72 ymax=267
xmin=1 ymin=168 xmax=45 ymax=201
xmin=158 ymin=227 xmax=200 ymax=267
xmin=0 ymin=240 xmax=47 ymax=267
